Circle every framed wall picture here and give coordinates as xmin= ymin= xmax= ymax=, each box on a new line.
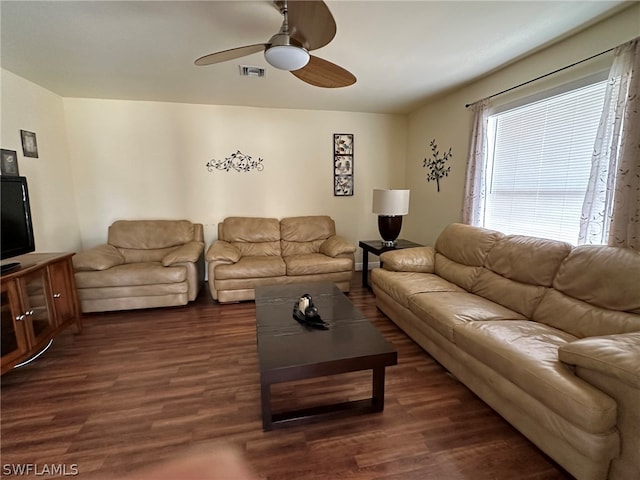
xmin=20 ymin=130 xmax=39 ymax=158
xmin=1 ymin=149 xmax=20 ymax=176
xmin=333 ymin=134 xmax=353 ymax=196
xmin=334 ymin=134 xmax=353 ymax=155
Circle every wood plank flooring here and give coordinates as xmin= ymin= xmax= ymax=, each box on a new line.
xmin=1 ymin=274 xmax=573 ymax=479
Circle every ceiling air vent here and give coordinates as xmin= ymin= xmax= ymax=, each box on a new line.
xmin=239 ymin=65 xmax=266 ymax=78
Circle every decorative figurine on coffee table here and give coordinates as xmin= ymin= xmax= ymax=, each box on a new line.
xmin=293 ymin=294 xmax=329 ymax=330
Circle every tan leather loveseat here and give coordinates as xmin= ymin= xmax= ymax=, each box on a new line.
xmin=73 ymin=220 xmax=205 ymax=312
xmin=371 ymin=223 xmax=640 ymax=480
xmin=206 ymin=216 xmax=356 ymax=303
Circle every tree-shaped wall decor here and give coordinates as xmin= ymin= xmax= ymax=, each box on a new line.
xmin=423 ymin=139 xmax=452 ymax=192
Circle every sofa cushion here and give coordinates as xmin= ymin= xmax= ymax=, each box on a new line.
xmin=472 ymin=268 xmax=547 ymax=318
xmin=75 ymin=262 xmax=187 ymax=288
xmin=215 ymin=256 xmax=286 ymax=280
xmin=232 ymin=241 xmax=281 ymax=257
xmin=319 ymin=235 xmax=356 ymax=258
xmin=435 ymin=223 xmax=503 ymax=267
xmin=280 ymin=216 xmax=335 ymax=242
xmin=120 ymin=246 xmax=177 ymax=264
xmin=219 ymin=217 xmax=282 ymax=257
xmin=380 ymin=246 xmax=435 ymax=273
xmin=433 ymin=254 xmax=481 ymax=292
xmin=433 ymin=224 xmax=503 ymax=291
xmin=408 ymin=292 xmax=525 ymax=342
xmin=73 ymin=244 xmax=125 ymax=271
xmin=205 ymin=240 xmax=241 ymax=263
xmin=453 ymin=320 xmax=617 ymax=434
xmin=553 ymin=245 xmax=640 ymax=313
xmin=280 ymin=216 xmax=336 ymax=256
xmin=161 ymin=241 xmax=203 ymax=266
xmin=485 ymin=235 xmax=572 ymax=287
xmin=284 ymin=253 xmax=352 ymax=275
xmin=108 ymin=220 xmax=195 ymax=249
xmin=77 ymin=282 xmax=188 ymax=299
xmin=214 ymin=275 xmax=290 ymax=292
xmin=533 ymin=289 xmax=640 ymax=339
xmin=281 ymin=239 xmax=324 ymax=256
xmin=220 ymin=217 xmax=280 ymax=243
xmin=371 ymin=269 xmax=464 ymax=308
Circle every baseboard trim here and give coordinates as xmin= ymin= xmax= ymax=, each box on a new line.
xmin=355 ymin=261 xmax=380 ymax=272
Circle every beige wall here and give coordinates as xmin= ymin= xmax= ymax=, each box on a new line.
xmin=3 ymin=4 xmax=637 ymax=264
xmin=63 ymin=98 xmax=407 ymax=262
xmin=0 ymin=69 xmax=81 ymax=254
xmin=404 ymin=3 xmax=640 ymax=246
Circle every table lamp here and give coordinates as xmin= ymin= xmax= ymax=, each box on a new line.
xmin=372 ymin=189 xmax=410 ymax=247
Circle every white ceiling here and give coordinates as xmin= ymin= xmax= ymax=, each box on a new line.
xmin=0 ymin=1 xmax=631 ymax=114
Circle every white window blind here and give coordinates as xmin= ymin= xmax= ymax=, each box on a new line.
xmin=484 ymin=80 xmax=607 ymax=244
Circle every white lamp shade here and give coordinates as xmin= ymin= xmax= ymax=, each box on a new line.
xmin=264 ymin=45 xmax=310 ymax=71
xmin=372 ymin=189 xmax=410 ymax=215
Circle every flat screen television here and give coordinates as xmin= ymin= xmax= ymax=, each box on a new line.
xmin=1 ymin=176 xmax=35 ymax=273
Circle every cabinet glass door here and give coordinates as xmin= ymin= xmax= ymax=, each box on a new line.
xmin=1 ymin=282 xmax=28 ymax=367
xmin=20 ymin=269 xmax=55 ymax=348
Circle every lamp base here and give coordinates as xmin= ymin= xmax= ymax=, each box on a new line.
xmin=378 ymin=215 xmax=403 ymax=247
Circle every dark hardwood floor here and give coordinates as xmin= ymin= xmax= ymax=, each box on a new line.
xmin=1 ymin=273 xmax=572 ymax=479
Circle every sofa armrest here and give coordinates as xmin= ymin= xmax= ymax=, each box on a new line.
xmin=379 ymin=246 xmax=435 ymax=273
xmin=73 ymin=244 xmax=125 ymax=271
xmin=162 ymin=241 xmax=204 ymax=266
xmin=559 ymin=333 xmax=640 ymax=389
xmin=559 ymin=333 xmax=640 ymax=478
xmin=320 ymin=235 xmax=356 ymax=257
xmin=206 ymin=240 xmax=241 ymax=263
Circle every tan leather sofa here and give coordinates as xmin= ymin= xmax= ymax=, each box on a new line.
xmin=73 ymin=220 xmax=205 ymax=312
xmin=371 ymin=223 xmax=640 ymax=480
xmin=206 ymin=216 xmax=356 ymax=303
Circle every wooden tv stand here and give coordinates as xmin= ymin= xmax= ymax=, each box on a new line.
xmin=1 ymin=252 xmax=82 ymax=375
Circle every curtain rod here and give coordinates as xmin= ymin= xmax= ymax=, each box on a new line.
xmin=464 ymin=45 xmax=616 ymax=108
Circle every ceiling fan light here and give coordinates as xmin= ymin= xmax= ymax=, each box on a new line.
xmin=264 ymin=45 xmax=310 ymax=71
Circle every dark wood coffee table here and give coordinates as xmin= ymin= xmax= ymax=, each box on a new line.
xmin=255 ymin=282 xmax=398 ymax=431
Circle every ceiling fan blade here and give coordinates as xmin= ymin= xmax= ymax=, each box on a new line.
xmin=195 ymin=44 xmax=266 ymax=66
xmin=281 ymin=0 xmax=336 ymax=51
xmin=291 ymin=55 xmax=356 ymax=88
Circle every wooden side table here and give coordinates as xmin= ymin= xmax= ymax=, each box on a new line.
xmin=359 ymin=239 xmax=423 ymax=289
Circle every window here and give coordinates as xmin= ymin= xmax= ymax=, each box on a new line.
xmin=482 ymin=78 xmax=608 ymax=244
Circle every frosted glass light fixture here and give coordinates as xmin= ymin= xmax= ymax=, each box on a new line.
xmin=264 ymin=34 xmax=310 ymax=71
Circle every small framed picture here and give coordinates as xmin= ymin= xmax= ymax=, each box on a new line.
xmin=334 ymin=134 xmax=353 ymax=155
xmin=20 ymin=130 xmax=39 ymax=158
xmin=334 ymin=155 xmax=353 ymax=175
xmin=1 ymin=149 xmax=20 ymax=176
xmin=334 ymin=175 xmax=354 ymax=196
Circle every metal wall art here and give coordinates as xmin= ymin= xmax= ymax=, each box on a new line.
xmin=206 ymin=150 xmax=264 ymax=173
xmin=333 ymin=133 xmax=353 ymax=196
xmin=423 ymin=139 xmax=452 ymax=192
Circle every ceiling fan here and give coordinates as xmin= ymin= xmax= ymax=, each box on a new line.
xmin=195 ymin=0 xmax=356 ymax=88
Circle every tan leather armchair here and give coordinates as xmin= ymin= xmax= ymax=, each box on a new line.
xmin=73 ymin=220 xmax=205 ymax=312
xmin=207 ymin=216 xmax=355 ymax=303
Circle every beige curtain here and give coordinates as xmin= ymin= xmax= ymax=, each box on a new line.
xmin=579 ymin=38 xmax=640 ymax=249
xmin=461 ymin=99 xmax=489 ymax=225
